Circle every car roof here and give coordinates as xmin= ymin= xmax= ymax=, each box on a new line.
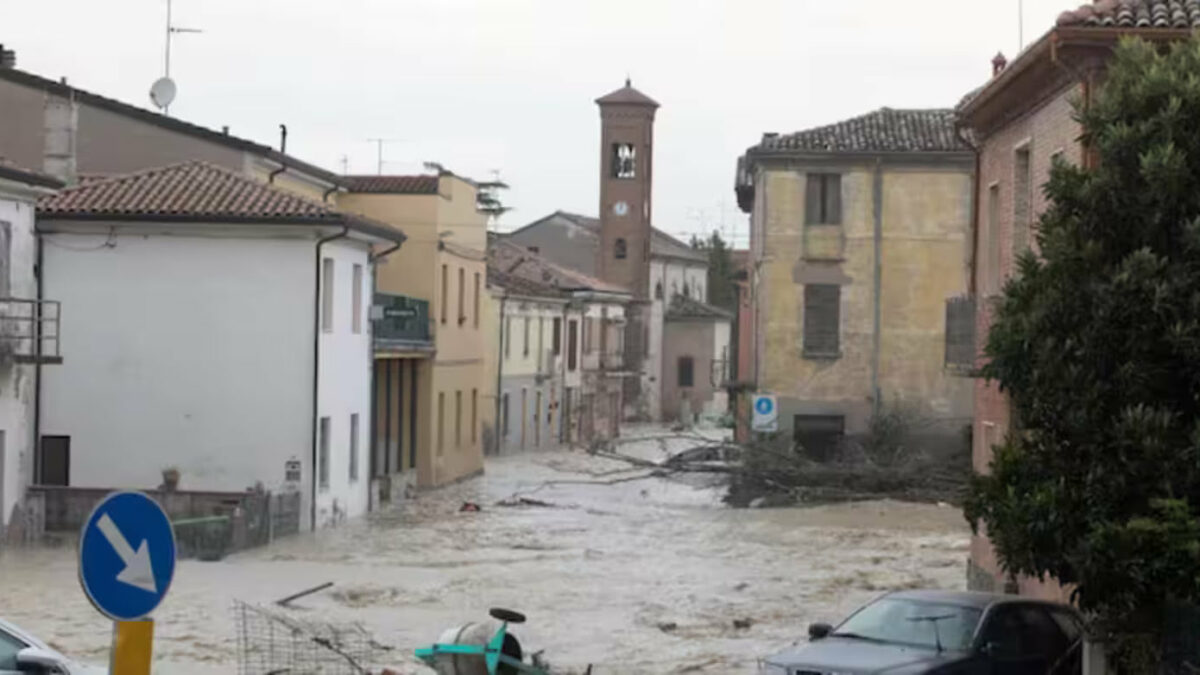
xmin=0 ymin=616 xmax=48 ymax=649
xmin=883 ymin=589 xmax=1074 ymax=612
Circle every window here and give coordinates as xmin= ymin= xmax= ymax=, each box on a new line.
xmin=502 ymin=393 xmax=510 ymax=437
xmin=471 ymin=389 xmax=478 ymax=444
xmin=349 ymin=413 xmax=359 ymax=482
xmin=473 ymin=272 xmax=481 ymax=328
xmin=321 ymin=258 xmax=335 ymax=333
xmin=351 ymin=264 xmax=363 ymax=334
xmin=803 ymin=284 xmax=841 ymax=357
xmin=38 ymin=435 xmax=69 ymax=486
xmin=582 ymin=317 xmax=593 ymax=353
xmin=458 ymin=267 xmax=466 ymax=324
xmin=523 ymin=316 xmax=531 ymax=356
xmin=654 ymin=282 xmax=663 ymax=300
xmin=1014 ymin=145 xmax=1032 ymax=257
xmin=567 ymin=319 xmax=579 ymax=371
xmin=614 ymin=238 xmax=627 ymax=259
xmin=805 ymin=173 xmax=842 ymax=225
xmin=505 ymin=318 xmax=512 ymax=359
xmin=0 ymin=221 xmax=11 ymax=298
xmin=677 ymin=356 xmax=695 ymax=388
xmin=437 ymin=392 xmax=445 ymax=455
xmin=440 ymin=264 xmax=448 ymax=324
xmin=794 ymin=414 xmax=844 ymax=461
xmin=538 ymin=317 xmax=545 ymax=360
xmin=0 ymin=626 xmax=26 ymax=671
xmin=318 ymin=417 xmax=330 ymax=490
xmin=552 ymin=318 xmax=562 ymax=355
xmin=612 ymin=142 xmax=636 ymax=178
xmin=986 ymin=183 xmax=1001 ymax=294
xmin=455 ymin=390 xmax=463 ymax=449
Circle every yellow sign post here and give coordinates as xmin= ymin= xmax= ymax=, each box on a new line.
xmin=110 ymin=620 xmax=154 ymax=674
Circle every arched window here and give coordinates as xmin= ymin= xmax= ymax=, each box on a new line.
xmin=654 ymin=282 xmax=663 ymax=300
xmin=614 ymin=238 xmax=627 ymax=260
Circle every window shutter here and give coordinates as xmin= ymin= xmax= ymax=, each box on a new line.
xmin=805 ymin=174 xmax=822 ymax=225
xmin=824 ymin=174 xmax=842 ymax=225
xmin=944 ymin=296 xmax=976 ymax=370
xmin=804 ymin=284 xmax=841 ymax=356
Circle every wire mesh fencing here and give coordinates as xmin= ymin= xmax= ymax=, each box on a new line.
xmin=234 ymin=600 xmax=397 ymax=674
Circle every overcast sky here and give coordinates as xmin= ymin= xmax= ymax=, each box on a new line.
xmin=6 ymin=0 xmax=1075 ymax=246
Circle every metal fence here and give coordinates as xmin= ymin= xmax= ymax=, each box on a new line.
xmin=234 ymin=601 xmax=395 ymax=674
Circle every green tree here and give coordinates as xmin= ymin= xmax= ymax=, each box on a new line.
xmin=692 ymin=231 xmax=737 ymax=310
xmin=964 ymin=37 xmax=1200 ymax=664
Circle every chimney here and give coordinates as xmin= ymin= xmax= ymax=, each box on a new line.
xmin=43 ymin=93 xmax=79 ymax=184
xmin=0 ymin=45 xmax=15 ymax=68
xmin=992 ymin=52 xmax=1008 ymax=77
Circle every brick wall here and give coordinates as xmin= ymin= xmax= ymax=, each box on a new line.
xmin=971 ymin=82 xmax=1084 ymax=596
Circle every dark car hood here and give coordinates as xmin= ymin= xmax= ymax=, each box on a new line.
xmin=770 ymin=637 xmax=966 ymax=673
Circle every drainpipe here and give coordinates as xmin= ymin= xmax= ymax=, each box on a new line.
xmin=322 ymin=184 xmax=339 ymax=203
xmin=870 ymin=158 xmax=883 ymax=417
xmin=268 ymin=124 xmax=288 ymax=185
xmin=494 ymin=295 xmax=507 ymax=455
xmin=311 ymin=226 xmax=349 ymax=530
xmin=32 ymin=230 xmax=44 ymax=483
xmin=365 ymin=241 xmax=402 ymax=500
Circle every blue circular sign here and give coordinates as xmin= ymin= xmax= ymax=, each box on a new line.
xmin=755 ymin=397 xmax=774 ymax=415
xmin=78 ymin=491 xmax=177 ymax=621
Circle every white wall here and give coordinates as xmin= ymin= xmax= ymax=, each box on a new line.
xmin=40 ymin=229 xmax=317 ymax=521
xmin=652 ymin=259 xmax=707 ymax=304
xmin=315 ymin=238 xmax=374 ymax=526
xmin=0 ymin=184 xmax=39 ymax=528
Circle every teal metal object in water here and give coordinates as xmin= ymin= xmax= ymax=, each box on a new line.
xmin=414 ymin=608 xmax=551 ymax=675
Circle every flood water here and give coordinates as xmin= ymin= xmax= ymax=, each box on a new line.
xmin=0 ymin=428 xmax=969 ymax=673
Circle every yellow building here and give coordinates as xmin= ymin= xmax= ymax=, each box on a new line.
xmin=735 ymin=108 xmax=974 ymax=452
xmin=338 ymin=172 xmax=491 ymax=490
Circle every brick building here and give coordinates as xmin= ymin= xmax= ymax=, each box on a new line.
xmin=957 ymin=0 xmax=1199 ymax=597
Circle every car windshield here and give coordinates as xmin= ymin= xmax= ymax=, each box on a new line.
xmin=834 ymin=598 xmax=982 ymax=651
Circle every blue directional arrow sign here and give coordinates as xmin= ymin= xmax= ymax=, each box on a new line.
xmin=79 ymin=491 xmax=176 ymax=621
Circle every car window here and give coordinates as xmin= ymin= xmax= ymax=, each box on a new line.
xmin=981 ymin=605 xmax=1069 ymax=659
xmin=0 ymin=628 xmax=27 ymax=670
xmin=1048 ymin=608 xmax=1083 ymax=643
xmin=1017 ymin=606 xmax=1069 ymax=658
xmin=835 ymin=598 xmax=982 ymax=651
xmin=980 ymin=607 xmax=1027 ymax=656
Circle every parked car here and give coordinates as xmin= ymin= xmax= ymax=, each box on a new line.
xmin=0 ymin=618 xmax=104 ymax=675
xmin=760 ymin=590 xmax=1084 ymax=675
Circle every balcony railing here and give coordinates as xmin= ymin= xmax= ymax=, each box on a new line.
xmin=0 ymin=298 xmax=62 ymax=365
xmin=372 ymin=293 xmax=433 ymax=352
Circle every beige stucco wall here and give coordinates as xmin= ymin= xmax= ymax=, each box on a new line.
xmin=755 ymin=160 xmax=973 ymax=436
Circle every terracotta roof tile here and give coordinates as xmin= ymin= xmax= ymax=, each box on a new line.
xmin=666 ymin=295 xmax=734 ymax=321
xmin=342 ymin=175 xmax=440 ymax=194
xmin=553 ymin=211 xmax=708 ymax=263
xmin=489 ymin=238 xmax=629 ymax=296
xmin=37 ymin=161 xmax=405 ymax=241
xmin=1057 ymin=0 xmax=1200 ymax=28
xmin=595 ymin=80 xmax=659 ymax=108
xmin=752 ymin=108 xmax=969 ymax=155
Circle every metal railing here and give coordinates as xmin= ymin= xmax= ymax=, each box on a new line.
xmin=0 ymin=298 xmax=62 ymax=364
xmin=372 ymin=293 xmax=433 ymax=350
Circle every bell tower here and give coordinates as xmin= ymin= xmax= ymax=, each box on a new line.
xmin=595 ymin=78 xmax=658 ymax=298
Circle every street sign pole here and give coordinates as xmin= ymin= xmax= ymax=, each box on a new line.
xmin=111 ymin=620 xmax=154 ymax=675
xmin=79 ymin=491 xmax=177 ymax=675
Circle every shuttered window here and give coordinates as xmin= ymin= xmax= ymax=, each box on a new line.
xmin=803 ymin=284 xmax=841 ymax=357
xmin=805 ymin=173 xmax=842 ymax=225
xmin=944 ymin=296 xmax=977 ymax=371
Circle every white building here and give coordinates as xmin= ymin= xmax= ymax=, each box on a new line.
xmin=0 ymin=164 xmax=62 ymax=535
xmin=35 ymin=161 xmax=406 ymax=529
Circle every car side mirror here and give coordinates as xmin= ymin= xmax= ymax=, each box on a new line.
xmin=16 ymin=647 xmax=63 ymax=673
xmin=808 ymin=622 xmax=833 ymax=640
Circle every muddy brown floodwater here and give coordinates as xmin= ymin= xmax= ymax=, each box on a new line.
xmin=0 ymin=428 xmax=969 ymax=674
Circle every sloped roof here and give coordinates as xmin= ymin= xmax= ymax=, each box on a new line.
xmin=489 ymin=238 xmax=628 ymax=296
xmin=1057 ymin=0 xmax=1200 ymax=28
xmin=548 ymin=211 xmax=708 ymax=264
xmin=752 ymin=108 xmax=969 ymax=155
xmin=342 ymin=175 xmax=440 ymax=194
xmin=38 ymin=161 xmax=405 ymax=242
xmin=0 ymin=162 xmax=62 ymax=190
xmin=595 ymin=80 xmax=659 ymax=108
xmin=666 ymin=294 xmax=734 ymax=321
xmin=0 ymin=67 xmax=341 ymax=185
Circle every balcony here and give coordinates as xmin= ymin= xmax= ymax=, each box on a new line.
xmin=372 ymin=293 xmax=434 ymax=354
xmin=0 ymin=298 xmax=62 ymax=365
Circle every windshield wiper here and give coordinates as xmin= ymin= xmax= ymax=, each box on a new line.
xmin=905 ymin=614 xmax=956 ymax=653
xmin=829 ymin=632 xmax=884 ymax=642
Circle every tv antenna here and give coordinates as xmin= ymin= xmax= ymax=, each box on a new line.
xmin=1018 ymin=0 xmax=1025 ymax=50
xmin=152 ymin=0 xmax=202 ymax=115
xmin=366 ymin=138 xmax=404 ymax=175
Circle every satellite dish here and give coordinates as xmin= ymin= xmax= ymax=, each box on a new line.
xmin=149 ymin=77 xmax=177 ymax=111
